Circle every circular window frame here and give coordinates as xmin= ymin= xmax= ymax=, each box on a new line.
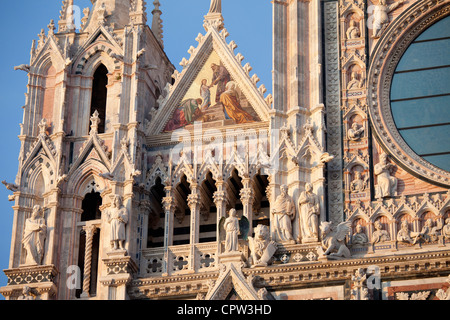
xmin=367 ymin=0 xmax=450 ymax=187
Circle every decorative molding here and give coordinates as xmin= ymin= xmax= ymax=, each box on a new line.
xmin=367 ymin=0 xmax=450 ymax=187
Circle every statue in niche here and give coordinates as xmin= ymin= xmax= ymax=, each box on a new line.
xmin=298 ymin=183 xmax=320 ymax=242
xmin=347 ymin=71 xmax=362 ymax=90
xmin=224 ymin=209 xmax=240 ymax=253
xmin=412 ymin=218 xmax=440 ymax=244
xmin=372 ymin=0 xmax=406 ymax=38
xmin=397 ymin=220 xmax=414 ymax=244
xmin=107 ymin=195 xmax=129 ymax=251
xmin=271 ymin=185 xmax=296 ymax=244
xmin=248 ymin=225 xmax=277 ymax=268
xmin=352 ymin=224 xmax=369 ymax=245
xmin=442 ymin=218 xmax=450 ymax=240
xmin=350 ymin=171 xmax=367 ymax=193
xmin=374 ymin=153 xmax=398 ymax=199
xmin=22 ymin=205 xmax=47 ymax=266
xmin=348 ymin=122 xmax=365 ymax=141
xmin=371 ymin=220 xmax=391 ymax=244
xmin=347 ymin=19 xmax=361 ymax=39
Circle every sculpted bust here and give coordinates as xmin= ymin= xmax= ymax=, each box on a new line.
xmin=352 ymin=224 xmax=368 ymax=245
xmin=372 ymin=220 xmax=391 ymax=244
xmin=348 ymin=122 xmax=364 ymax=141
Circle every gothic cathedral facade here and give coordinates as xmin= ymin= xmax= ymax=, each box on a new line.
xmin=1 ymin=0 xmax=450 ymax=300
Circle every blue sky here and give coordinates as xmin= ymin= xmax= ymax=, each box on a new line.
xmin=0 ymin=0 xmax=272 ymax=297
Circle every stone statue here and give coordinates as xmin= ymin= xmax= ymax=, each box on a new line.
xmin=17 ymin=286 xmax=35 ymax=300
xmin=397 ymin=220 xmax=414 ymax=244
xmin=374 ymin=153 xmax=398 ymax=199
xmin=224 ymin=208 xmax=240 ymax=253
xmin=347 ymin=71 xmax=362 ymax=89
xmin=346 ymin=20 xmax=361 ymax=39
xmin=299 ymin=183 xmax=320 ymax=243
xmin=208 ymin=0 xmax=222 ymax=14
xmin=371 ymin=220 xmax=391 ymax=244
xmin=107 ymin=195 xmax=129 ymax=251
xmin=271 ymin=185 xmax=296 ymax=244
xmin=352 ymin=224 xmax=368 ymax=245
xmin=372 ymin=0 xmax=406 ymax=38
xmin=412 ymin=219 xmax=440 ymax=244
xmin=348 ymin=122 xmax=364 ymax=141
xmin=318 ymin=221 xmax=352 ymax=258
xmin=442 ymin=218 xmax=450 ymax=240
xmin=350 ymin=171 xmax=366 ymax=193
xmin=248 ymin=225 xmax=277 ymax=268
xmin=22 ymin=205 xmax=47 ymax=266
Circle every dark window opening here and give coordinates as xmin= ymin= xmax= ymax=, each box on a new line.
xmin=90 ymin=64 xmax=108 ymax=134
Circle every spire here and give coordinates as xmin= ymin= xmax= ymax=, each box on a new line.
xmin=58 ymin=0 xmax=76 ymax=33
xmin=151 ymin=0 xmax=163 ymax=48
xmin=130 ymin=0 xmax=148 ymax=25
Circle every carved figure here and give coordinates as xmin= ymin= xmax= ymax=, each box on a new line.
xmin=371 ymin=220 xmax=390 ymax=244
xmin=14 ymin=64 xmax=31 ymax=73
xmin=397 ymin=220 xmax=414 ymax=244
xmin=22 ymin=205 xmax=47 ymax=265
xmin=17 ymin=286 xmax=35 ymax=300
xmin=352 ymin=224 xmax=368 ymax=245
xmin=350 ymin=171 xmax=366 ymax=193
xmin=442 ymin=218 xmax=450 ymax=240
xmin=2 ymin=180 xmax=19 ymax=192
xmin=107 ymin=195 xmax=129 ymax=251
xmin=348 ymin=122 xmax=364 ymax=141
xmin=299 ymin=183 xmax=320 ymax=242
xmin=346 ymin=19 xmax=361 ymax=39
xmin=374 ymin=153 xmax=398 ymax=198
xmin=248 ymin=224 xmax=277 ymax=268
xmin=372 ymin=0 xmax=406 ymax=38
xmin=318 ymin=221 xmax=352 ymax=258
xmin=347 ymin=71 xmax=362 ymax=89
xmin=412 ymin=219 xmax=440 ymax=244
xmin=224 ymin=208 xmax=240 ymax=253
xmin=208 ymin=0 xmax=222 ymax=14
xmin=271 ymin=185 xmax=296 ymax=244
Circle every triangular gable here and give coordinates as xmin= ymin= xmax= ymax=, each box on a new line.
xmin=68 ymin=134 xmax=111 ymax=177
xmin=147 ymin=16 xmax=271 ymax=135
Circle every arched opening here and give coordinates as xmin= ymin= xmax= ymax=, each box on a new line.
xmin=90 ymin=64 xmax=108 ymax=134
xmin=199 ymin=171 xmax=217 ymax=243
xmin=147 ymin=177 xmax=165 ymax=248
xmin=81 ymin=191 xmax=102 ymax=222
xmin=76 ymin=191 xmax=102 ymax=298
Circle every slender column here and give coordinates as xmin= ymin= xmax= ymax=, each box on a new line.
xmin=187 ymin=183 xmax=200 ymax=272
xmin=81 ymin=224 xmax=97 ymax=298
xmin=213 ymin=179 xmax=227 ymax=254
xmin=162 ymin=186 xmax=176 ymax=276
xmin=240 ymin=177 xmax=254 ymax=236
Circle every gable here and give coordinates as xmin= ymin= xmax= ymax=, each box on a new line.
xmin=163 ymin=50 xmax=262 ymax=132
xmin=146 ymin=15 xmax=271 ymax=135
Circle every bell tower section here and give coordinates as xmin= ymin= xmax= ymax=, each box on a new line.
xmin=0 ymin=0 xmax=174 ymax=300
